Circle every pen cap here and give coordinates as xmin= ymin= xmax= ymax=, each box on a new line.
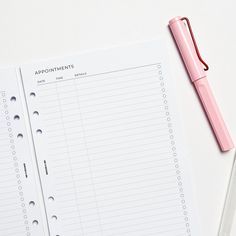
xmin=169 ymin=17 xmax=206 ymax=82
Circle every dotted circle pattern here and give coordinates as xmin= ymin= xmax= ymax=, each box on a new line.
xmin=157 ymin=64 xmax=191 ymax=236
xmin=1 ymin=92 xmax=31 ymax=236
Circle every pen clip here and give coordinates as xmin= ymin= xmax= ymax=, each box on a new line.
xmin=181 ymin=17 xmax=209 ymax=71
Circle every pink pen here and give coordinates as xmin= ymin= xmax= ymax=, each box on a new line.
xmin=169 ymin=16 xmax=234 ymax=152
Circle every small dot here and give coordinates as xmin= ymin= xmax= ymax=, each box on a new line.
xmin=10 ymin=96 xmax=16 ymax=102
xmin=33 ymin=111 xmax=39 ymax=116
xmin=36 ymin=129 xmax=42 ymax=135
xmin=30 ymin=92 xmax=36 ymax=97
xmin=51 ymin=215 xmax=57 ymax=221
xmin=32 ymin=220 xmax=38 ymax=226
xmin=14 ymin=115 xmax=20 ymax=120
xmin=29 ymin=201 xmax=35 ymax=207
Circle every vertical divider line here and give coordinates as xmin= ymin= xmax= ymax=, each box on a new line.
xmin=18 ymin=68 xmax=51 ymax=236
xmin=54 ymin=81 xmax=85 ymax=235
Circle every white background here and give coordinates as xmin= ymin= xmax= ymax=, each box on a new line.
xmin=0 ymin=0 xmax=236 ymax=235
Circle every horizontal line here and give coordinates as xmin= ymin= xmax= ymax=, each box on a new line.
xmin=57 ymin=182 xmax=178 ymax=204
xmin=43 ymin=104 xmax=164 ymax=124
xmin=0 ymin=223 xmax=25 ymax=233
xmin=38 ymin=67 xmax=158 ymax=93
xmin=53 ymin=158 xmax=174 ymax=177
xmin=49 ymin=140 xmax=171 ymax=159
xmin=37 ymin=63 xmax=159 ymax=86
xmin=0 ymin=194 xmax=19 ymax=202
xmin=56 ymin=183 xmax=178 ymax=201
xmin=57 ymin=190 xmax=179 ymax=209
xmin=40 ymin=82 xmax=160 ymax=108
xmin=47 ymin=118 xmax=166 ymax=142
xmin=52 ymin=154 xmax=172 ymax=170
xmin=39 ymin=75 xmax=160 ymax=102
xmin=56 ymin=180 xmax=179 ymax=200
xmin=52 ymin=149 xmax=172 ymax=167
xmin=55 ymin=175 xmax=177 ymax=194
xmin=44 ymin=110 xmax=165 ymax=131
xmin=55 ymin=180 xmax=178 ymax=199
xmin=0 ymin=189 xmax=19 ymax=195
xmin=0 ymin=206 xmax=22 ymax=214
xmin=48 ymin=127 xmax=168 ymax=150
xmin=41 ymin=98 xmax=164 ymax=121
xmin=61 ymin=201 xmax=182 ymax=221
xmin=55 ymin=167 xmax=177 ymax=189
xmin=61 ymin=210 xmax=184 ymax=232
xmin=61 ymin=217 xmax=184 ymax=235
xmin=49 ymin=136 xmax=170 ymax=157
xmin=40 ymin=90 xmax=162 ymax=113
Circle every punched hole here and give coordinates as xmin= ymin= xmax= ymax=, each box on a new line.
xmin=33 ymin=111 xmax=39 ymax=116
xmin=14 ymin=115 xmax=20 ymax=120
xmin=51 ymin=215 xmax=57 ymax=221
xmin=17 ymin=133 xmax=23 ymax=139
xmin=32 ymin=220 xmax=38 ymax=226
xmin=29 ymin=201 xmax=35 ymax=207
xmin=10 ymin=96 xmax=16 ymax=102
xmin=36 ymin=129 xmax=42 ymax=135
xmin=48 ymin=196 xmax=55 ymax=202
xmin=30 ymin=92 xmax=36 ymax=97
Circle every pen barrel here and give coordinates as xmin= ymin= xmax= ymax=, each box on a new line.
xmin=169 ymin=17 xmax=206 ymax=82
xmin=194 ymin=78 xmax=234 ymax=151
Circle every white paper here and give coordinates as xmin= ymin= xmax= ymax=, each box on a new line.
xmin=20 ymin=40 xmax=199 ymax=236
xmin=0 ymin=68 xmax=48 ymax=236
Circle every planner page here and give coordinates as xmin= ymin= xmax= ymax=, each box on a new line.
xmin=0 ymin=68 xmax=48 ymax=236
xmin=21 ymin=40 xmax=199 ymax=236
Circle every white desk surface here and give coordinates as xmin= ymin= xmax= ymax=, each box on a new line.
xmin=0 ymin=0 xmax=236 ymax=235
